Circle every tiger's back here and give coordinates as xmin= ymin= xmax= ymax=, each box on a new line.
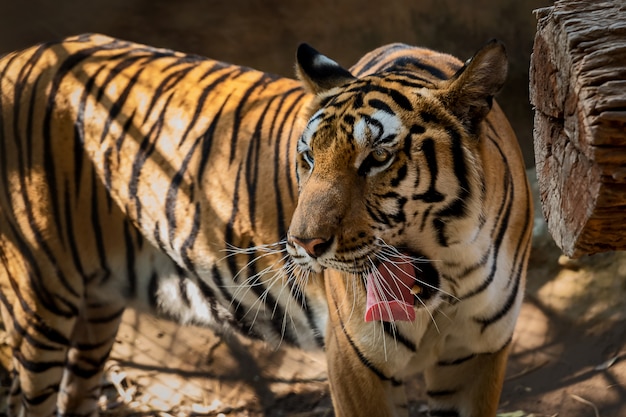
xmin=0 ymin=34 xmax=532 ymax=417
xmin=0 ymin=34 xmax=327 ymax=416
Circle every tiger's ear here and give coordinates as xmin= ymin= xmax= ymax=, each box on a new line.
xmin=296 ymin=43 xmax=356 ymax=95
xmin=439 ymin=39 xmax=508 ymax=135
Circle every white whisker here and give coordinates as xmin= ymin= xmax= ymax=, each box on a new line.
xmin=366 ymin=256 xmax=396 ymax=360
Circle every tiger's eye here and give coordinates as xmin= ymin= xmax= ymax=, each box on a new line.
xmin=358 ymin=147 xmax=395 ymax=176
xmin=372 ymin=148 xmax=391 ymax=163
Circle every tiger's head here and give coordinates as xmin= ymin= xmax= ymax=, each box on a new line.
xmin=286 ymin=41 xmax=508 ymax=321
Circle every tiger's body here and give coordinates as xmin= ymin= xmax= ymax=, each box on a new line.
xmin=0 ymin=34 xmax=532 ymax=417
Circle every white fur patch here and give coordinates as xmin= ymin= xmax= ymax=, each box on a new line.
xmin=353 ymin=118 xmax=369 ymax=146
xmin=299 ymin=109 xmax=324 ymax=152
xmin=353 ymin=110 xmax=404 ymax=146
xmin=371 ymin=110 xmax=403 ymax=144
xmin=313 ymin=54 xmax=341 ymax=69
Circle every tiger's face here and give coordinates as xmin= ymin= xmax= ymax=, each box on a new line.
xmin=288 ymin=82 xmax=420 ymax=272
xmin=286 ymin=43 xmax=505 ymax=321
xmin=287 ymin=77 xmax=455 ymax=320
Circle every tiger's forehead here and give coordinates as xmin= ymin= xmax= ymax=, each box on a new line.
xmin=300 ymin=107 xmax=405 ymax=149
xmin=352 ymin=110 xmax=404 ymax=146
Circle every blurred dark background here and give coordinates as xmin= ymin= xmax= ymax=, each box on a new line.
xmin=0 ymin=0 xmax=553 ymax=167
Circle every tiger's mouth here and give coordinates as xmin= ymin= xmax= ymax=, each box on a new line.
xmin=364 ymin=251 xmax=439 ymax=323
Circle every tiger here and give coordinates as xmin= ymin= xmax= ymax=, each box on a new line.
xmin=0 ymin=33 xmax=532 ymax=417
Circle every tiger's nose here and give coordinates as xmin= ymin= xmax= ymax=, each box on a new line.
xmin=289 ymin=236 xmax=333 ymax=258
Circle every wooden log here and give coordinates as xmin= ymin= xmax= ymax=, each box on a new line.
xmin=530 ymin=0 xmax=626 ymax=257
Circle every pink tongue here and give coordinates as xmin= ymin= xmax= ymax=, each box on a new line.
xmin=365 ymin=256 xmax=417 ymax=322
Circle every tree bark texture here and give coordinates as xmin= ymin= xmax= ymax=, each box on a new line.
xmin=530 ymin=0 xmax=626 ymax=257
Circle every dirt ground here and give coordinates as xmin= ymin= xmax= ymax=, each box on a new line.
xmin=2 ymin=2 xmax=622 ymax=416
xmin=1 ymin=172 xmax=625 ymax=416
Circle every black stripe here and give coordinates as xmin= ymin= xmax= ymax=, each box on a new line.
xmin=412 ymin=138 xmax=444 ymax=203
xmin=208 ymin=264 xmax=247 ymax=328
xmin=0 ymin=231 xmax=50 ymax=318
xmin=351 ymin=43 xmax=409 ymax=76
xmin=123 ymin=221 xmax=137 ymax=298
xmin=382 ymin=88 xmax=413 ymax=111
xmin=437 ymin=353 xmax=476 ymax=367
xmin=128 ymin=92 xmax=174 ymax=223
xmin=385 ymin=71 xmax=438 ymax=88
xmin=6 ymin=217 xmax=77 ymax=317
xmin=429 ymin=410 xmax=460 ymax=417
xmin=459 ymin=153 xmax=513 ymax=300
xmin=25 ymin=74 xmax=42 ymax=178
xmin=344 ymin=83 xmax=413 ymax=112
xmin=419 ymin=206 xmax=433 ymax=233
xmin=368 ymin=98 xmax=394 ymax=114
xmin=0 ymin=289 xmax=66 ymax=352
xmin=103 ymin=109 xmax=134 ymax=200
xmin=178 ymin=275 xmax=191 ymax=308
xmin=74 ymin=66 xmax=104 ymax=196
xmin=14 ymin=42 xmax=49 ymax=179
xmin=229 ymin=70 xmax=265 ymax=163
xmin=208 ymin=265 xmax=259 ymax=339
xmin=435 ymin=127 xmax=470 ymax=218
xmin=330 ymin=291 xmax=401 ymax=384
xmin=224 ymin=164 xmax=242 ymax=276
xmin=44 ymin=45 xmax=117 ymax=245
xmin=426 ymin=389 xmax=458 ymax=397
xmin=86 ymin=307 xmax=125 ymax=325
xmin=0 ymin=54 xmax=15 ymax=205
xmin=266 ymin=88 xmax=301 ymax=226
xmin=179 ymin=202 xmax=202 ymax=276
xmin=97 ymin=58 xmax=148 ymax=144
xmin=387 ymin=87 xmax=413 ymax=111
xmin=394 ymin=57 xmax=450 ymax=80
xmin=499 ymin=152 xmax=532 ymax=292
xmin=134 ymin=222 xmax=144 ymax=250
xmin=476 ymin=236 xmax=529 ymax=332
xmin=196 ymin=66 xmax=249 ymax=178
xmin=165 ymin=133 xmax=203 ymax=248
xmin=64 ymin=179 xmax=86 ymax=279
xmin=245 ymin=97 xmax=275 ymax=228
xmin=196 ymin=91 xmax=232 ymax=180
xmin=6 ymin=52 xmax=81 ymax=303
xmin=14 ymin=350 xmax=64 ymax=373
xmin=339 ymin=320 xmax=391 ymax=382
xmin=90 ymin=167 xmax=111 ymax=285
xmin=23 ymin=383 xmax=59 ymax=406
xmin=147 ymin=272 xmax=159 ymax=309
xmin=196 ymin=270 xmax=217 ymax=300
xmin=219 ymin=168 xmax=267 ymax=335
xmin=65 ymin=350 xmax=110 ymax=379
xmin=142 ymin=64 xmax=194 ymax=126
xmin=351 ymin=48 xmax=390 ymax=76
xmin=382 ymin=322 xmax=416 ymax=351
xmin=390 ymin=164 xmax=407 ymax=187
xmin=365 ymin=201 xmax=386 ymax=225
xmin=174 ymin=63 xmax=229 ymax=148
xmin=458 ymin=196 xmax=510 ymax=300
xmin=277 ymin=92 xmax=308 ymax=231
xmin=454 ymin=247 xmax=491 ymax=277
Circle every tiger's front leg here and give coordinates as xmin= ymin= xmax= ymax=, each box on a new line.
xmin=325 ymin=325 xmax=408 ymax=417
xmin=424 ymin=342 xmax=511 ymax=417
